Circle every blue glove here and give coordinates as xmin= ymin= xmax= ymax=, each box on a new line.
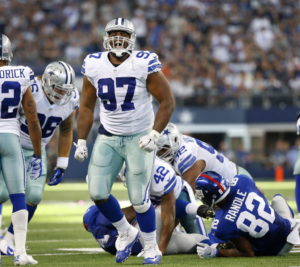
xmin=27 ymin=155 xmax=42 ymax=180
xmin=48 ymin=167 xmax=65 ymax=186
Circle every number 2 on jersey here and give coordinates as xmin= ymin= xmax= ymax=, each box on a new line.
xmin=97 ymin=77 xmax=136 ymax=111
xmin=0 ymin=81 xmax=21 ymax=119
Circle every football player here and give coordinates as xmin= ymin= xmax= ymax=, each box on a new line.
xmin=0 ymin=34 xmax=41 ymax=265
xmin=195 ymin=171 xmax=300 ymax=257
xmin=114 ymin=156 xmax=212 ymax=254
xmin=156 ymin=123 xmax=253 ymax=190
xmin=74 ymin=18 xmax=175 ymax=264
xmin=0 ymin=61 xmax=79 ymax=256
xmin=83 ymin=204 xmax=207 ymax=256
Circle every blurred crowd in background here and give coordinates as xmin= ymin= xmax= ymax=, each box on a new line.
xmin=1 ymin=0 xmax=299 ymax=178
xmin=2 ymin=0 xmax=300 ymax=109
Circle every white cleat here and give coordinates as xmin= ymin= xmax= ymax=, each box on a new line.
xmin=143 ymin=244 xmax=162 ymax=265
xmin=115 ymin=226 xmax=139 ymax=263
xmin=14 ymin=254 xmax=38 ymax=266
xmin=0 ymin=238 xmax=14 ymax=255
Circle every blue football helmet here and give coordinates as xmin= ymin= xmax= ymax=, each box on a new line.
xmin=0 ymin=34 xmax=13 ymax=63
xmin=195 ymin=171 xmax=230 ymax=206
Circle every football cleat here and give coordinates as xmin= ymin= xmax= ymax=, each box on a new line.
xmin=14 ymin=253 xmax=38 ymax=266
xmin=143 ymin=244 xmax=162 ymax=265
xmin=0 ymin=238 xmax=14 ymax=256
xmin=115 ymin=226 xmax=139 ymax=263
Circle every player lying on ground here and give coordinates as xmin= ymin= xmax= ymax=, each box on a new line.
xmin=83 ymin=204 xmax=208 ymax=255
xmin=195 ymin=171 xmax=300 ymax=258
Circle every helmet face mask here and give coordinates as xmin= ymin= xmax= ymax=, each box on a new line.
xmin=0 ymin=34 xmax=13 ymax=63
xmin=157 ymin=123 xmax=181 ymax=163
xmin=42 ymin=61 xmax=75 ymax=105
xmin=195 ymin=171 xmax=230 ymax=207
xmin=103 ymin=18 xmax=136 ymax=57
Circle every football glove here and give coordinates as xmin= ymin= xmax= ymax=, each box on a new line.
xmin=139 ymin=130 xmax=160 ymax=152
xmin=27 ymin=155 xmax=42 ymax=180
xmin=74 ymin=139 xmax=88 ymax=162
xmin=197 ymin=204 xmax=215 ymax=219
xmin=197 ymin=239 xmax=218 ymax=259
xmin=297 ymin=116 xmax=300 ymax=135
xmin=48 ymin=167 xmax=65 ymax=186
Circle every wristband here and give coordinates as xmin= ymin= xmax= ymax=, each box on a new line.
xmin=151 ymin=129 xmax=160 ymax=138
xmin=56 ymin=157 xmax=69 ymax=169
xmin=78 ymin=139 xmax=87 ymax=146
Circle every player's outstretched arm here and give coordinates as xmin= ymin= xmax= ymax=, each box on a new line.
xmin=22 ymin=87 xmax=41 ymax=157
xmin=182 ymin=160 xmax=206 ymax=190
xmin=218 ymin=237 xmax=255 ymax=257
xmin=48 ymin=112 xmax=75 ymax=186
xmin=159 ymin=190 xmax=176 ymax=254
xmin=74 ymin=77 xmax=96 ymax=162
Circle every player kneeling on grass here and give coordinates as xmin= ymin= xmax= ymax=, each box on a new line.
xmin=83 ymin=204 xmax=209 ymax=256
xmin=0 ymin=61 xmax=79 ymax=256
xmin=194 ymin=171 xmax=300 ymax=258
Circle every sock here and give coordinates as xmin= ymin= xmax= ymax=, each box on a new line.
xmin=7 ymin=204 xmax=37 ymax=235
xmin=95 ymin=195 xmax=124 ymax=223
xmin=27 ymin=204 xmax=37 ymax=222
xmin=11 ymin=209 xmax=28 ymax=256
xmin=295 ymin=175 xmax=300 ymax=213
xmin=136 ymin=204 xmax=155 ymax=233
xmin=112 ymin=216 xmax=131 ymax=233
xmin=140 ymin=230 xmax=156 ymax=247
xmin=10 ymin=193 xmax=26 ymax=212
xmin=4 ymin=231 xmax=14 ymax=247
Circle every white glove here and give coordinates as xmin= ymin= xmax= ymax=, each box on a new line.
xmin=74 ymin=139 xmax=88 ymax=162
xmin=297 ymin=117 xmax=300 ymax=135
xmin=138 ymin=130 xmax=160 ymax=152
xmin=27 ymin=155 xmax=42 ymax=180
xmin=197 ymin=240 xmax=218 ymax=259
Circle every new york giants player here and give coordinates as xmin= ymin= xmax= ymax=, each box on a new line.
xmin=74 ymin=18 xmax=175 ymax=264
xmin=157 ymin=123 xmax=253 ymax=191
xmin=83 ymin=204 xmax=207 ymax=256
xmin=119 ymin=156 xmax=210 ymax=254
xmin=0 ymin=61 xmax=79 ymax=255
xmin=195 ymin=171 xmax=300 ymax=257
xmin=0 ymin=34 xmax=41 ymax=265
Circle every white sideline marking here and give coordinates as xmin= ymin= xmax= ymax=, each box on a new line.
xmin=57 ymin=248 xmax=104 ymax=252
xmin=30 ymin=248 xmax=106 ymax=256
xmin=27 ymin=238 xmax=91 ymax=243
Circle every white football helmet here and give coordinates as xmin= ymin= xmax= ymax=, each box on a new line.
xmin=156 ymin=123 xmax=181 ymax=162
xmin=103 ymin=18 xmax=136 ymax=57
xmin=0 ymin=34 xmax=13 ymax=63
xmin=42 ymin=61 xmax=76 ymax=105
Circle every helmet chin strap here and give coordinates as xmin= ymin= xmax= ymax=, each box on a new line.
xmin=111 ymin=49 xmax=131 ymax=58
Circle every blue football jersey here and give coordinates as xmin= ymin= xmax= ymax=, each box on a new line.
xmin=83 ymin=206 xmax=142 ymax=255
xmin=209 ymin=175 xmax=291 ymax=256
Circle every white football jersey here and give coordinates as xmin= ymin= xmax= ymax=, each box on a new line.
xmin=150 ymin=156 xmax=184 ymax=204
xmin=173 ymin=135 xmax=237 ymax=183
xmin=82 ymin=51 xmax=162 ymax=135
xmin=19 ymin=78 xmax=79 ymax=149
xmin=0 ymin=65 xmax=34 ymax=136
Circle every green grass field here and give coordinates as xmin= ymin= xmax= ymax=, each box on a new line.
xmin=1 ymin=181 xmax=300 ymax=266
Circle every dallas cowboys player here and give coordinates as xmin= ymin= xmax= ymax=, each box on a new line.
xmin=157 ymin=123 xmax=253 ymax=191
xmin=119 ymin=156 xmax=210 ymax=254
xmin=74 ymin=18 xmax=175 ymax=264
xmin=195 ymin=171 xmax=300 ymax=257
xmin=83 ymin=204 xmax=207 ymax=256
xmin=0 ymin=34 xmax=41 ymax=265
xmin=0 ymin=61 xmax=79 ymax=254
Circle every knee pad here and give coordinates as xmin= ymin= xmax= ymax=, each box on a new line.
xmin=271 ymin=194 xmax=293 ymax=219
xmin=133 ymin=201 xmax=151 ymax=213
